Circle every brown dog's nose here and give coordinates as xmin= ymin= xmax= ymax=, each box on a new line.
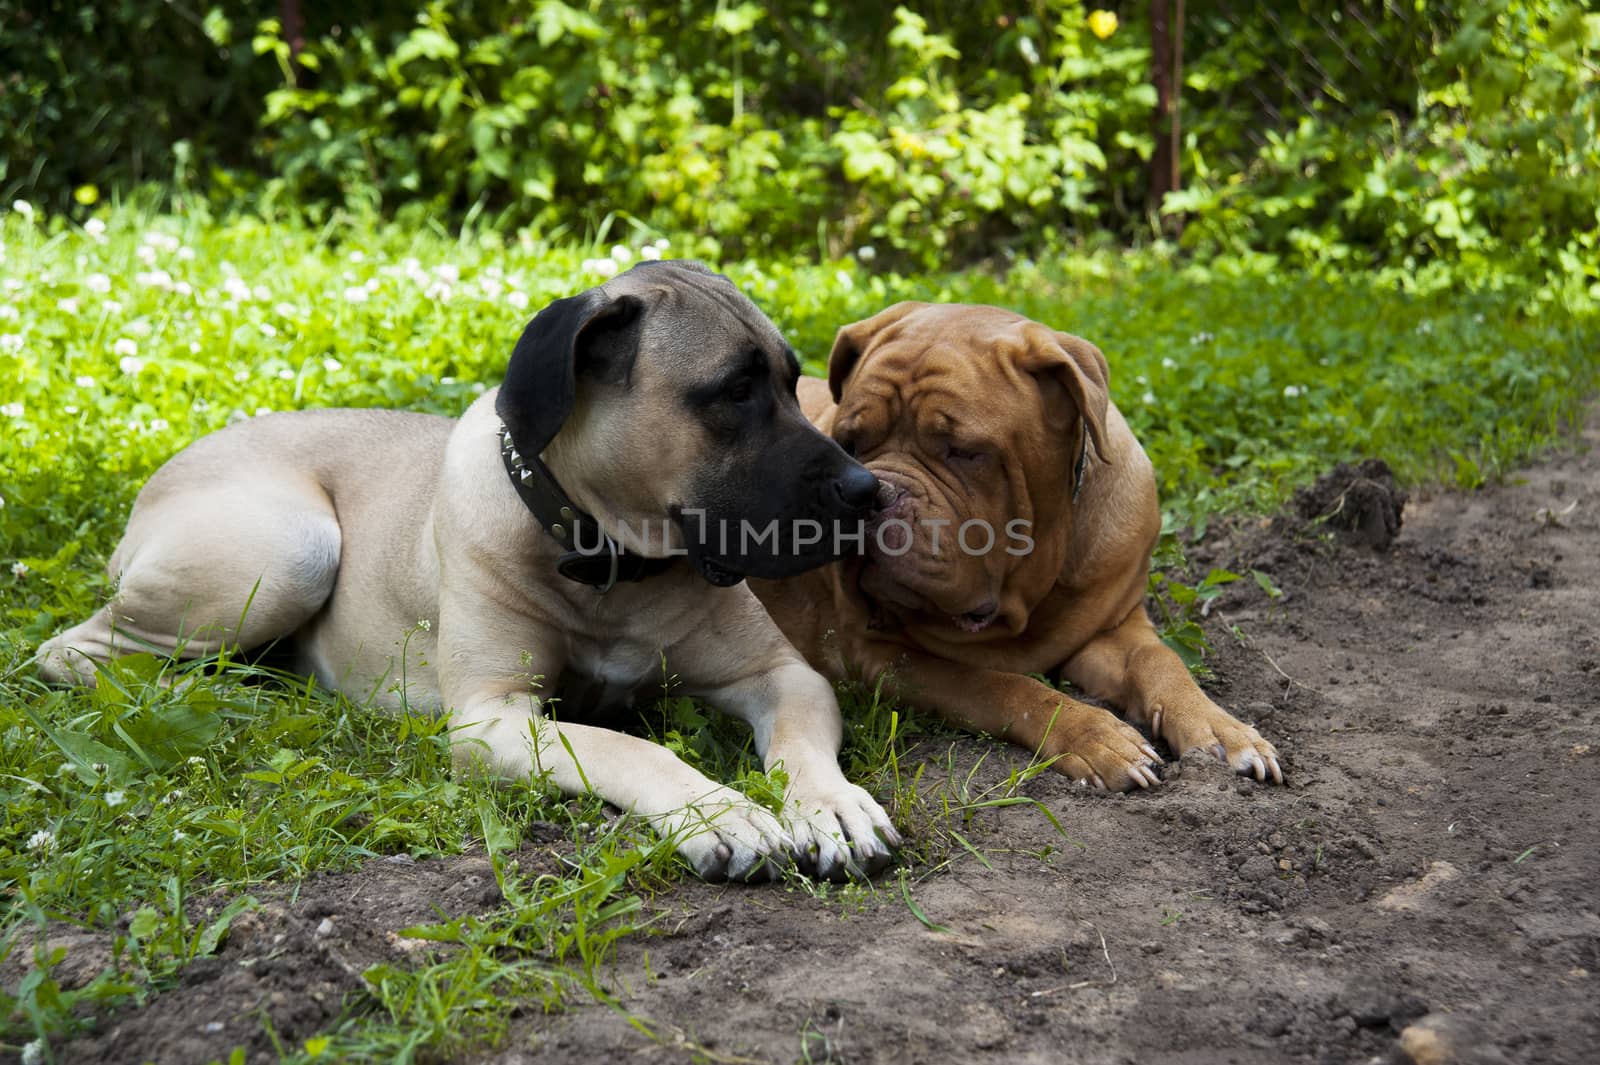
xmin=833 ymin=465 xmax=881 ymax=511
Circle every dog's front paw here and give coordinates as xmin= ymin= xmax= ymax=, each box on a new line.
xmin=1044 ymin=705 xmax=1164 ymax=791
xmin=654 ymin=788 xmax=796 ymax=882
xmin=783 ymin=779 xmax=901 ymax=881
xmin=1156 ymin=705 xmax=1283 ymax=784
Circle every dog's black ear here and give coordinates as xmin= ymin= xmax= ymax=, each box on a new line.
xmin=496 ymin=291 xmax=645 ymax=456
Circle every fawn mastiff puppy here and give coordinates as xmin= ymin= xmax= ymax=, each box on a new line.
xmin=37 ymin=260 xmax=899 ymax=880
xmin=752 ymin=302 xmax=1282 ymax=791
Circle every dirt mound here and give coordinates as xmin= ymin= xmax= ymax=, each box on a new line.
xmin=1292 ymin=457 xmax=1408 ymax=549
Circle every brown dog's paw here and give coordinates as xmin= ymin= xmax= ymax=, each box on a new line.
xmin=1156 ymin=705 xmax=1283 ymax=784
xmin=1043 ymin=706 xmax=1164 ymax=791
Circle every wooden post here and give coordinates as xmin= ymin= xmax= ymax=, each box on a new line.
xmin=281 ymin=0 xmax=305 ymax=87
xmin=1149 ymin=0 xmax=1185 ymax=236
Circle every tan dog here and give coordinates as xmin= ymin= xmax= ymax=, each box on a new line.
xmin=752 ymin=302 xmax=1282 ymax=791
xmin=37 ymin=261 xmax=899 ymax=880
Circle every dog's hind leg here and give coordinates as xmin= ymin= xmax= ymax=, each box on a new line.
xmin=36 ymin=476 xmax=340 ymax=685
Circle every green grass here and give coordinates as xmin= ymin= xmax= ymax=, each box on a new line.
xmin=2 ymin=204 xmax=1597 ymax=1062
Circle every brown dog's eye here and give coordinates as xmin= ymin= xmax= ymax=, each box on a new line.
xmin=726 ymin=377 xmax=755 ymax=403
xmin=947 ymin=444 xmax=986 ymax=463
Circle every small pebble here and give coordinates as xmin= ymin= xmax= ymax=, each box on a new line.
xmin=315 ymin=917 xmax=335 ymax=937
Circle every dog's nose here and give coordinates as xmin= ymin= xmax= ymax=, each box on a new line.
xmin=833 ymin=465 xmax=881 ymax=511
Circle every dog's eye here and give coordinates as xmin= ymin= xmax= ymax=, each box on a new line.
xmin=726 ymin=377 xmax=755 ymax=404
xmin=947 ymin=444 xmax=986 ymax=463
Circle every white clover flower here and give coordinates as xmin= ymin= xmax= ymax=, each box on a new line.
xmin=27 ymin=828 xmax=54 ymax=851
xmin=1189 ymin=331 xmax=1214 ymax=345
xmin=1018 ymin=35 xmax=1040 ymax=65
xmin=234 ymin=369 xmax=249 ymax=382
xmin=434 ymin=263 xmax=460 ymax=285
xmin=1283 ymin=385 xmax=1302 ymax=398
xmin=2 ymin=402 xmax=24 ymax=418
xmin=223 ymin=277 xmax=252 ymax=301
xmin=610 ymin=245 xmax=632 ymax=265
xmin=58 ymin=297 xmax=80 ymax=315
xmin=342 ymin=285 xmax=370 ymax=303
xmin=136 ymin=269 xmax=175 ymax=290
xmin=119 ymin=355 xmax=145 ymax=375
xmin=1142 ymin=391 xmax=1157 ymax=405
xmin=87 ymin=273 xmax=112 ymax=294
xmin=136 ymin=244 xmax=158 ymax=265
xmin=104 ymin=299 xmax=123 ymax=314
xmin=857 ymin=245 xmax=878 ymax=263
xmin=11 ymin=200 xmax=33 ymax=219
xmin=0 ymin=305 xmax=16 ymax=320
xmin=274 ymin=301 xmax=297 ymax=318
xmin=113 ymin=337 xmax=138 ymax=357
xmin=0 ymin=333 xmax=21 ymax=351
xmin=277 ymin=368 xmax=294 ymax=381
xmin=148 ymin=418 xmax=169 ymax=432
xmin=1416 ymin=320 xmax=1434 ymax=335
xmin=507 ymin=290 xmax=529 ymax=311
xmin=172 ymin=828 xmax=187 ymax=842
xmin=323 ymin=357 xmax=343 ymax=373
xmin=189 ymin=341 xmax=201 ymax=354
xmin=11 ymin=561 xmax=29 ymax=577
xmin=1161 ymin=357 xmax=1177 ymax=370
xmin=105 ymin=789 xmax=127 ymax=808
xmin=260 ymin=322 xmax=277 ymax=339
xmin=177 ymin=245 xmax=195 ymax=261
xmin=581 ymin=257 xmax=619 ymax=278
xmin=21 ymin=1038 xmax=43 ymax=1065
xmin=348 ymin=250 xmax=365 ymax=263
xmin=652 ymin=238 xmax=670 ymax=252
xmin=85 ymin=218 xmax=107 ymax=238
xmin=640 ymin=244 xmax=662 ymax=261
xmin=834 ymin=269 xmax=854 ymax=289
xmin=75 ymin=374 xmax=95 ymax=387
xmin=175 ymin=281 xmax=193 ymax=297
xmin=64 ymin=405 xmax=79 ymax=415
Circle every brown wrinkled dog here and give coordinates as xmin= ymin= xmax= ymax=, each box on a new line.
xmin=751 ymin=302 xmax=1282 ymax=791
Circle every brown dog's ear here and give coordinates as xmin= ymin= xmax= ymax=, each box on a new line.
xmin=827 ymin=301 xmax=929 ymax=401
xmin=1019 ymin=327 xmax=1111 ymax=466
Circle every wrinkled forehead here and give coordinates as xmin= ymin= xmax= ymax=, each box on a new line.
xmin=870 ymin=304 xmax=1038 ymax=366
xmin=606 ymin=262 xmax=791 ymax=376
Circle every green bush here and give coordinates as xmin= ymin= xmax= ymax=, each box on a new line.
xmin=4 ymin=1 xmax=1598 ymax=290
xmin=0 ymin=1 xmax=271 ymax=212
xmin=1172 ymin=1 xmax=1600 ymax=302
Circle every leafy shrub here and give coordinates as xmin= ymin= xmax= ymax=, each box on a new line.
xmin=1172 ymin=1 xmax=1600 ymax=302
xmin=0 ymin=1 xmax=271 ymax=212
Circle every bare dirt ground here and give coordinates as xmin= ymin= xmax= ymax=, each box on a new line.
xmin=40 ymin=412 xmax=1600 ymax=1065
